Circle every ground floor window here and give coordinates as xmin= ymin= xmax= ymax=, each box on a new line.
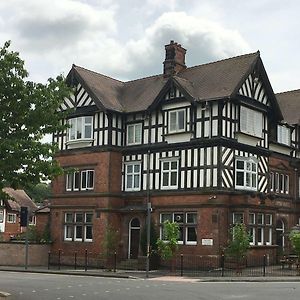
xmin=7 ymin=213 xmax=17 ymax=223
xmin=159 ymin=212 xmax=197 ymax=245
xmin=248 ymin=212 xmax=273 ymax=246
xmin=63 ymin=212 xmax=93 ymax=242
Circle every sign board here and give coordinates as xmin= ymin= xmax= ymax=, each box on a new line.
xmin=201 ymin=238 xmax=213 ymax=246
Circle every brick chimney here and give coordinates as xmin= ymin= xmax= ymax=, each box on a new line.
xmin=163 ymin=40 xmax=187 ymax=77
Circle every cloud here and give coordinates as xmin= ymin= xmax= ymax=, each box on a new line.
xmin=0 ymin=2 xmax=250 ymax=83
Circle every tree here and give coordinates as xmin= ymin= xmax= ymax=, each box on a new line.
xmin=289 ymin=229 xmax=300 ymax=274
xmin=226 ymin=223 xmax=250 ymax=269
xmin=156 ymin=221 xmax=179 ymax=261
xmin=0 ymin=41 xmax=71 ymax=197
xmin=25 ymin=182 xmax=52 ymax=204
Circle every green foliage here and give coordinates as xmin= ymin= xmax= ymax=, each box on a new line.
xmin=40 ymin=221 xmax=51 ymax=243
xmin=226 ymin=223 xmax=250 ymax=263
xmin=156 ymin=221 xmax=179 ymax=260
xmin=101 ymin=225 xmax=119 ymax=258
xmin=25 ymin=183 xmax=52 ymax=204
xmin=0 ymin=41 xmax=71 ymax=196
xmin=16 ymin=225 xmax=39 ymax=242
xmin=289 ymin=230 xmax=300 ymax=258
xmin=140 ymin=220 xmax=158 ymax=256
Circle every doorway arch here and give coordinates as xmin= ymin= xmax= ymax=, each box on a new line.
xmin=128 ymin=218 xmax=140 ymax=259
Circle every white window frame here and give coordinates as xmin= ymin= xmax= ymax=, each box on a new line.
xmin=249 ymin=227 xmax=255 ymax=246
xmin=127 ymin=123 xmax=142 ymax=145
xmin=73 ymin=171 xmax=80 ymax=191
xmin=125 ymin=162 xmax=141 ymax=191
xmin=161 ymin=159 xmax=179 ymax=189
xmin=185 ymin=212 xmax=197 ymax=245
xmin=232 ymin=212 xmax=244 ymax=224
xmin=257 ymin=227 xmax=264 ymax=245
xmin=277 ymin=125 xmax=290 ymax=146
xmin=64 ymin=213 xmax=73 ymax=241
xmin=67 ymin=116 xmax=93 ymax=141
xmin=66 ymin=173 xmax=73 ymax=191
xmin=266 ymin=228 xmax=272 ymax=246
xmin=168 ymin=109 xmax=186 ymax=133
xmin=240 ymin=106 xmax=263 ymax=138
xmin=7 ymin=213 xmax=16 ymax=224
xmin=84 ymin=213 xmax=93 ymax=242
xmin=235 ymin=157 xmax=258 ymax=191
xmin=81 ymin=170 xmax=94 ymax=191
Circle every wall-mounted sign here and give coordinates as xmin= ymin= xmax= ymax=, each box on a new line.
xmin=201 ymin=238 xmax=213 ymax=246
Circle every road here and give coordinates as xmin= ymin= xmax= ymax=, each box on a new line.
xmin=1 ymin=271 xmax=300 ymax=299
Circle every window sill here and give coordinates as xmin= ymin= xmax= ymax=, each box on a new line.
xmin=164 ymin=130 xmax=193 ymax=137
xmin=66 ymin=138 xmax=94 ymax=149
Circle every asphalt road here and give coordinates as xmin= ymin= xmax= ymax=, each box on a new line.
xmin=1 ymin=271 xmax=300 ymax=300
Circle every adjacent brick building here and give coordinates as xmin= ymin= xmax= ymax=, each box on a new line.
xmin=51 ymin=41 xmax=300 ymax=263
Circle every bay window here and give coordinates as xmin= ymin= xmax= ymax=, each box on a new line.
xmin=169 ymin=109 xmax=185 ymax=133
xmin=277 ymin=125 xmax=290 ymax=145
xmin=67 ymin=116 xmax=93 ymax=141
xmin=240 ymin=106 xmax=263 ymax=137
xmin=235 ymin=157 xmax=258 ymax=191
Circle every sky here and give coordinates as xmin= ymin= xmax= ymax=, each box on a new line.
xmin=0 ymin=0 xmax=299 ymax=93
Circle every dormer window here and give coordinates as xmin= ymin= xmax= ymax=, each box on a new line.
xmin=68 ymin=116 xmax=93 ymax=141
xmin=169 ymin=109 xmax=185 ymax=133
xmin=240 ymin=106 xmax=262 ymax=138
xmin=127 ymin=123 xmax=142 ymax=145
xmin=277 ymin=125 xmax=290 ymax=146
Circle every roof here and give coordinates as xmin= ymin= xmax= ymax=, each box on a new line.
xmin=3 ymin=188 xmax=37 ymax=213
xmin=68 ymin=52 xmax=261 ymax=113
xmin=276 ymin=89 xmax=300 ymax=124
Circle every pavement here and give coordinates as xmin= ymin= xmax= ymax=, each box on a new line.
xmin=1 ymin=265 xmax=300 ymax=297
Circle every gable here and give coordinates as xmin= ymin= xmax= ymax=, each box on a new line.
xmin=238 ymin=73 xmax=270 ymax=106
xmin=59 ymin=83 xmax=96 ymax=111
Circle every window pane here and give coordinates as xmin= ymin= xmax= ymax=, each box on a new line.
xmin=171 ymin=161 xmax=177 ymax=169
xmin=178 ymin=110 xmax=185 ymax=130
xmin=134 ymin=164 xmax=140 ymax=173
xmin=66 ymin=173 xmax=73 ymax=190
xmin=249 ymin=227 xmax=255 ymax=244
xmin=237 ymin=161 xmax=244 ymax=169
xmin=84 ymin=124 xmax=92 ymax=139
xmin=233 ymin=213 xmax=243 ymax=224
xmin=170 ymin=111 xmax=177 ymax=131
xmin=134 ymin=174 xmax=139 ymax=188
xmin=236 ymin=171 xmax=244 ymax=186
xmin=162 ymin=173 xmax=169 ymax=186
xmin=265 ymin=214 xmax=272 ymax=225
xmin=75 ymin=225 xmax=83 ymax=239
xmin=65 ymin=225 xmax=73 ymax=239
xmin=249 ymin=213 xmax=255 ymax=224
xmin=127 ymin=165 xmax=133 ymax=173
xmin=245 ymin=173 xmax=251 ymax=187
xmin=75 ymin=213 xmax=83 ymax=223
xmin=127 ymin=174 xmax=133 ymax=189
xmin=87 ymin=171 xmax=94 ymax=188
xmin=77 ymin=117 xmax=82 ymax=139
xmin=257 ymin=227 xmax=263 ymax=243
xmin=127 ymin=125 xmax=134 ymax=144
xmin=161 ymin=213 xmax=172 ymax=223
xmin=178 ymin=226 xmax=183 ymax=242
xmin=170 ymin=171 xmax=177 ymax=186
xmin=65 ymin=213 xmax=73 ymax=223
xmin=187 ymin=227 xmax=197 ymax=242
xmin=163 ymin=162 xmax=169 ymax=170
xmin=85 ymin=225 xmax=93 ymax=240
xmin=74 ymin=172 xmax=80 ymax=190
xmin=135 ymin=124 xmax=142 ymax=143
xmin=85 ymin=213 xmax=93 ymax=223
xmin=81 ymin=171 xmax=87 ymax=189
xmin=174 ymin=213 xmax=184 ymax=223
xmin=186 ymin=213 xmax=197 ymax=224
xmin=252 ymin=174 xmax=257 ymax=188
xmin=257 ymin=213 xmax=263 ymax=225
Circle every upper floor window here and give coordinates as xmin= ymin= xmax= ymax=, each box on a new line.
xmin=232 ymin=212 xmax=244 ymax=224
xmin=240 ymin=106 xmax=263 ymax=137
xmin=270 ymin=172 xmax=289 ymax=194
xmin=125 ymin=162 xmax=141 ymax=191
xmin=66 ymin=170 xmax=94 ymax=192
xmin=235 ymin=157 xmax=258 ymax=191
xmin=161 ymin=159 xmax=179 ymax=189
xmin=277 ymin=125 xmax=290 ymax=146
xmin=127 ymin=123 xmax=142 ymax=145
xmin=68 ymin=116 xmax=93 ymax=141
xmin=169 ymin=109 xmax=185 ymax=133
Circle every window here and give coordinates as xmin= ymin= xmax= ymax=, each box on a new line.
xmin=7 ymin=213 xmax=16 ymax=223
xmin=277 ymin=125 xmax=290 ymax=145
xmin=161 ymin=159 xmax=179 ymax=189
xmin=63 ymin=212 xmax=93 ymax=242
xmin=168 ymin=109 xmax=185 ymax=133
xmin=232 ymin=212 xmax=244 ymax=224
xmin=270 ymin=172 xmax=289 ymax=194
xmin=81 ymin=170 xmax=94 ymax=190
xmin=0 ymin=210 xmax=4 ymax=223
xmin=65 ymin=170 xmax=94 ymax=192
xmin=248 ymin=212 xmax=273 ymax=246
xmin=68 ymin=116 xmax=93 ymax=141
xmin=127 ymin=123 xmax=142 ymax=145
xmin=235 ymin=157 xmax=258 ymax=191
xmin=159 ymin=212 xmax=197 ymax=245
xmin=125 ymin=163 xmax=141 ymax=191
xmin=240 ymin=106 xmax=263 ymax=137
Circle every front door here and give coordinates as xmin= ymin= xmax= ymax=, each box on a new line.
xmin=128 ymin=218 xmax=140 ymax=259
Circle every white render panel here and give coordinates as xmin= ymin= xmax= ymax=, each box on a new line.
xmin=199 ymin=169 xmax=204 ymax=187
xmin=206 ymin=169 xmax=211 ymax=187
xmin=187 ymin=170 xmax=191 ymax=188
xmin=200 ymin=148 xmax=204 ymax=166
xmin=213 ymin=169 xmax=218 ymax=187
xmin=162 ymin=101 xmax=190 ymax=110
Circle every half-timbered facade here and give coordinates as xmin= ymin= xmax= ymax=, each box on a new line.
xmin=51 ymin=41 xmax=300 ymax=263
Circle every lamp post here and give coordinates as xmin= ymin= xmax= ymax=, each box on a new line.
xmin=146 ymin=149 xmax=151 ymax=278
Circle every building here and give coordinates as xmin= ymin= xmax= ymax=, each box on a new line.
xmin=51 ymin=41 xmax=300 ymax=263
xmin=0 ymin=188 xmax=37 ymax=241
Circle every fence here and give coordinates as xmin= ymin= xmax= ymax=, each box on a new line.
xmin=47 ymin=251 xmax=300 ymax=277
